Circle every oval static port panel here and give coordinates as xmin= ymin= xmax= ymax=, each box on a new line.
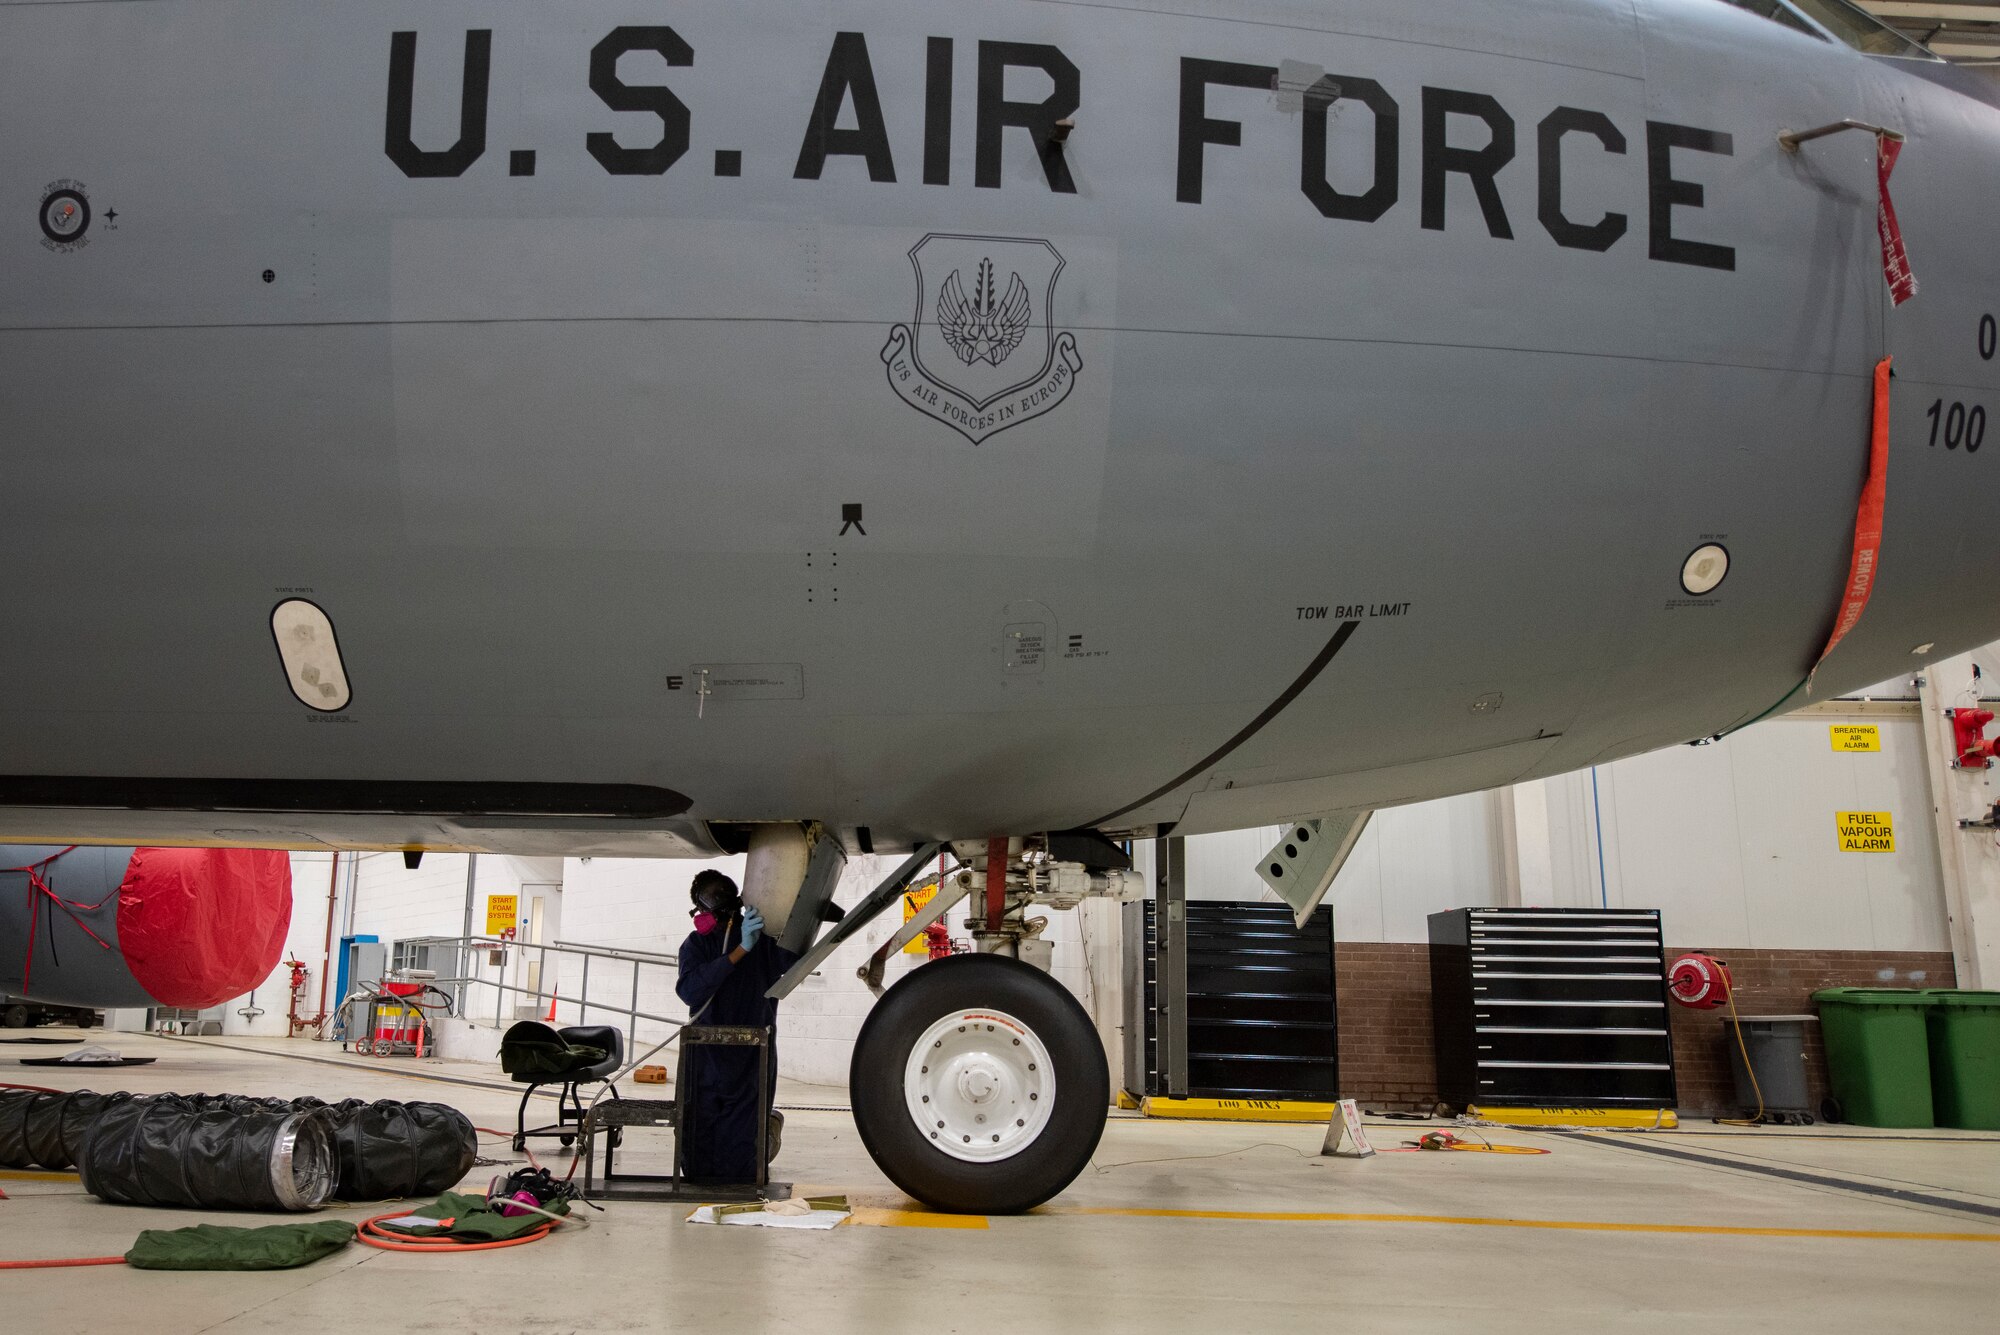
xmin=1680 ymin=544 xmax=1729 ymax=597
xmin=270 ymin=599 xmax=351 ymax=712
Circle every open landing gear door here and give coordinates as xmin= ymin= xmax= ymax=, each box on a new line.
xmin=765 ymin=843 xmax=945 ymax=1001
xmin=1254 ymin=812 xmax=1371 ymax=928
xmin=740 ymin=823 xmax=849 ymax=955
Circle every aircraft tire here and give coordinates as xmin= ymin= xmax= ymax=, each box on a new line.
xmin=850 ymin=952 xmax=1106 ymax=1214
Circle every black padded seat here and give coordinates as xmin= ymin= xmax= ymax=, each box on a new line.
xmin=503 ymin=1021 xmax=624 ymax=1151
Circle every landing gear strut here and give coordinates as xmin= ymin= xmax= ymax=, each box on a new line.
xmin=765 ymin=833 xmax=1133 ymax=1212
xmin=849 ymin=953 xmax=1107 ymax=1214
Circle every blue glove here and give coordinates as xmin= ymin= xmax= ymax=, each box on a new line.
xmin=739 ymin=906 xmax=764 ymax=952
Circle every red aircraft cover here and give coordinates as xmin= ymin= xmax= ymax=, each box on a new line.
xmin=116 ymin=848 xmax=292 ymax=1008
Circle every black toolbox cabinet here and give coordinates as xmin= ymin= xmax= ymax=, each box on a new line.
xmin=1429 ymin=907 xmax=1677 ymax=1110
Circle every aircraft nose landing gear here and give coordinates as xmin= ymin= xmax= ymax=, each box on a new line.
xmin=772 ymin=836 xmax=1130 ymax=1212
xmin=852 ymin=952 xmax=1106 ymax=1213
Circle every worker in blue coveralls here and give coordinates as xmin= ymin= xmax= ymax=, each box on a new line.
xmin=675 ymin=869 xmax=798 ymax=1183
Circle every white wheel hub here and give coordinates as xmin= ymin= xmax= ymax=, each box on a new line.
xmin=904 ymin=1007 xmax=1056 ymax=1163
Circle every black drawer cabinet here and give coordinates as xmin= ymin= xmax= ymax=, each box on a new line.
xmin=1429 ymin=908 xmax=1676 ymax=1110
xmin=1123 ymin=901 xmax=1337 ymax=1100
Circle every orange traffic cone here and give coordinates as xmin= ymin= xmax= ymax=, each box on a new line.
xmin=545 ymin=985 xmax=558 ymax=1023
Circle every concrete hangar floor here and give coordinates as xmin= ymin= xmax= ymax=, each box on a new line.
xmin=4 ymin=1031 xmax=1997 ymax=1333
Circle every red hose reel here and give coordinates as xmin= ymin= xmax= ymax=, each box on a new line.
xmin=1950 ymin=708 xmax=1999 ymax=769
xmin=1667 ymin=953 xmax=1733 ymax=1009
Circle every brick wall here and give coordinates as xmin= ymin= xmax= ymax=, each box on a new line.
xmin=1663 ymin=947 xmax=1954 ymax=1119
xmin=1331 ymin=942 xmax=1955 ymax=1117
xmin=1335 ymin=942 xmax=1438 ymax=1113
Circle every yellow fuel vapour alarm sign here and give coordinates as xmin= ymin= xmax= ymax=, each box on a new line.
xmin=485 ymin=894 xmax=518 ymax=935
xmin=1836 ymin=811 xmax=1895 ymax=853
xmin=1830 ymin=724 xmax=1881 ymax=752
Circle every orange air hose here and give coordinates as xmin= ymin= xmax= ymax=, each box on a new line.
xmin=356 ymin=1206 xmax=558 ymax=1253
xmin=0 ymin=1255 xmax=127 ymax=1269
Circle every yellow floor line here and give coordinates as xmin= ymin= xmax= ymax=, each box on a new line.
xmin=0 ymin=1169 xmax=81 ymax=1182
xmin=1139 ymin=1097 xmax=1336 ymax=1124
xmin=789 ymin=1183 xmax=990 ymax=1230
xmin=1048 ymin=1206 xmax=2000 ymax=1243
xmin=1469 ymin=1105 xmax=1679 ymax=1130
xmin=847 ymin=1206 xmax=989 ymax=1230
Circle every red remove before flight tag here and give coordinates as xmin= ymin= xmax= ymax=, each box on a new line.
xmin=1877 ymin=133 xmax=1917 ymax=306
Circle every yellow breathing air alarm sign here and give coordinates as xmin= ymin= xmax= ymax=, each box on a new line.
xmin=1836 ymin=811 xmax=1895 ymax=853
xmin=1830 ymin=724 xmax=1881 ymax=752
xmin=485 ymin=894 xmax=519 ymax=935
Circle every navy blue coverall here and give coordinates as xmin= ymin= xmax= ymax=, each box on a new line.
xmin=674 ymin=918 xmax=798 ymax=1182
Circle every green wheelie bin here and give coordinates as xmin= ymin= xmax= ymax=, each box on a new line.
xmin=1810 ymin=988 xmax=1935 ymax=1127
xmin=1923 ymin=990 xmax=2000 ymax=1130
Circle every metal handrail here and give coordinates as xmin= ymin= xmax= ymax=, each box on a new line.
xmin=408 ymin=933 xmax=680 ymax=968
xmin=552 ymin=939 xmax=681 ymax=967
xmin=389 ymin=933 xmax=688 ymax=1061
xmin=420 ymin=972 xmax=687 ymax=1030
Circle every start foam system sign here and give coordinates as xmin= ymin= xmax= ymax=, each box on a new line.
xmin=1836 ymin=811 xmax=1895 ymax=853
xmin=485 ymin=893 xmax=519 ymax=935
xmin=1830 ymin=724 xmax=1882 ymax=752
xmin=900 ymin=884 xmax=936 ymax=955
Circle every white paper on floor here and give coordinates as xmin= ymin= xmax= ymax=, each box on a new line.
xmin=57 ymin=1046 xmax=128 ymax=1064
xmin=686 ymin=1198 xmax=850 ymax=1229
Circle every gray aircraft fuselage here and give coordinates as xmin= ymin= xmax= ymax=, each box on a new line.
xmin=4 ymin=0 xmax=1998 ymax=857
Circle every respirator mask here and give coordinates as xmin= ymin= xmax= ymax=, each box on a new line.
xmin=690 ymin=874 xmax=741 ymax=936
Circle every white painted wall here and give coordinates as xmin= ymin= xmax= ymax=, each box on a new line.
xmin=730 ymin=854 xmax=1096 ymax=1087
xmin=190 ymin=691 xmax=1959 ymax=1076
xmin=1127 ymin=709 xmax=1948 ymax=951
xmin=1137 ymin=790 xmax=1511 ymax=933
xmin=1328 ymin=792 xmax=1513 ymax=939
xmin=560 ymin=855 xmax=713 ymax=956
xmin=350 ymin=851 xmax=473 ymax=946
xmin=218 ymin=850 xmax=344 ymax=1038
xmin=1593 ymin=707 xmax=1948 ymax=950
xmin=348 ymin=852 xmax=562 ymax=1049
xmin=540 ymin=855 xmax=740 ymax=1065
xmin=206 ymin=845 xmax=1096 ymax=1086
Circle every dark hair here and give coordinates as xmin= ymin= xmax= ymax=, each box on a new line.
xmin=690 ymin=869 xmax=740 ymax=913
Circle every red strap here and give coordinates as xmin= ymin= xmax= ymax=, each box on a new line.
xmin=984 ymin=837 xmax=1008 ymax=932
xmin=1876 ymin=134 xmax=1917 ymax=306
xmin=1811 ymin=357 xmax=1893 ymax=690
xmin=2 ymin=847 xmax=114 ymax=994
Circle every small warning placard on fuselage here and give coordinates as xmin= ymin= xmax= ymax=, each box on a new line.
xmin=1836 ymin=811 xmax=1895 ymax=852
xmin=1830 ymin=724 xmax=1881 ymax=752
